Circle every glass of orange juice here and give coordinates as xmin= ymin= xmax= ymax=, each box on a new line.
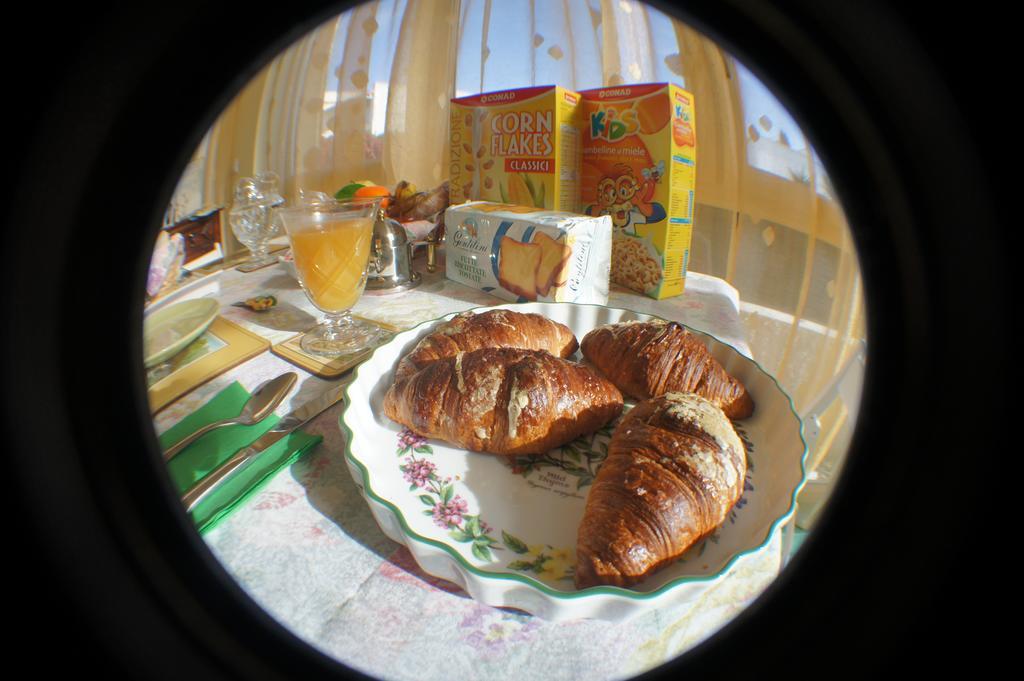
xmin=278 ymin=196 xmax=386 ymax=357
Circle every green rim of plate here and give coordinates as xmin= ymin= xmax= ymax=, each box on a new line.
xmin=340 ymin=301 xmax=810 ymax=601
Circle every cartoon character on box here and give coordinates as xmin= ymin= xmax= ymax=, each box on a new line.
xmin=586 ymin=162 xmax=666 ymax=235
xmin=642 ymin=160 xmax=665 ymax=183
xmin=588 ymin=177 xmax=617 ymax=220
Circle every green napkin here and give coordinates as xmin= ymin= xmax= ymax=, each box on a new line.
xmin=160 ymin=381 xmax=323 ymax=534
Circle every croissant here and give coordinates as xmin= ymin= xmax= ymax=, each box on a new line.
xmin=575 ymin=392 xmax=747 ymax=589
xmin=394 ymin=309 xmax=579 ymax=382
xmin=580 ymin=319 xmax=754 ymax=419
xmin=383 ymin=347 xmax=623 ymax=456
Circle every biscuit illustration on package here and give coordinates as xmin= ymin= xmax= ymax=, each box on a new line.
xmin=445 ymin=202 xmax=612 ymax=305
xmin=533 ymin=232 xmax=572 ymax=296
xmin=497 ymin=236 xmax=543 ymax=301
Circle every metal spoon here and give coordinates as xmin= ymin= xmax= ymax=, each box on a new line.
xmin=163 ymin=372 xmax=298 ymax=461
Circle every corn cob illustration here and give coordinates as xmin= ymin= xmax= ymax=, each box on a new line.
xmin=506 ymin=172 xmax=533 ymax=206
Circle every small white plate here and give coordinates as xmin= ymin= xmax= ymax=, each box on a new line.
xmin=341 ymin=302 xmax=807 ymax=622
xmin=143 ymin=297 xmax=219 ymax=368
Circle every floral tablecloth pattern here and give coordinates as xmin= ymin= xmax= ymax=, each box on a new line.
xmin=152 ymin=253 xmax=785 ymax=681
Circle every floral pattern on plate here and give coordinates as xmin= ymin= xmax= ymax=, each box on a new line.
xmin=505 ymin=420 xmax=617 ymax=495
xmin=396 ymin=428 xmax=577 ymax=575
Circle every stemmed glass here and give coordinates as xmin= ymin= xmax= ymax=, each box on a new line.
xmin=277 ymin=194 xmax=388 ymax=357
xmin=229 ymin=171 xmax=285 ymax=271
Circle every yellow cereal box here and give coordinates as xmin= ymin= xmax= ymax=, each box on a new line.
xmin=449 ymin=86 xmax=582 ymax=211
xmin=579 ymin=83 xmax=697 ymax=299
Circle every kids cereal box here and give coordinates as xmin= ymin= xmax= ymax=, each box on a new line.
xmin=449 ymin=86 xmax=582 ymax=211
xmin=579 ymin=83 xmax=697 ymax=299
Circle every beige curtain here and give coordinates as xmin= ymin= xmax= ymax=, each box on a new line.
xmin=169 ymin=0 xmax=865 ymax=494
xmin=178 ymin=0 xmax=460 ymax=210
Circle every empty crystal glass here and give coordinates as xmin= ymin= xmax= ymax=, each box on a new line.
xmin=229 ymin=171 xmax=285 ymax=271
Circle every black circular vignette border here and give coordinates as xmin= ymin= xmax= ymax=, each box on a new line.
xmin=3 ymin=1 xmax=1009 ymax=678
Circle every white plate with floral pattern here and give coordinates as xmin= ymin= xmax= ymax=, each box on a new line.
xmin=341 ymin=302 xmax=807 ymax=622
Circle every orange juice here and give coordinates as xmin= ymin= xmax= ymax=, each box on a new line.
xmin=289 ymin=217 xmax=374 ymax=311
xmin=450 ymin=86 xmax=582 ymax=211
xmin=579 ymin=83 xmax=697 ymax=299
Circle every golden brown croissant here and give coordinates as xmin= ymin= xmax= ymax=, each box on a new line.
xmin=383 ymin=347 xmax=623 ymax=456
xmin=394 ymin=309 xmax=579 ymax=382
xmin=575 ymin=392 xmax=747 ymax=589
xmin=580 ymin=319 xmax=754 ymax=419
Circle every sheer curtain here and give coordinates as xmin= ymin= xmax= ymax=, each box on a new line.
xmin=177 ymin=0 xmax=723 ymax=214
xmin=168 ymin=0 xmax=865 ymax=502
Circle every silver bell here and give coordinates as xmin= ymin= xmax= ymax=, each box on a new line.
xmin=365 ymin=208 xmax=421 ymax=291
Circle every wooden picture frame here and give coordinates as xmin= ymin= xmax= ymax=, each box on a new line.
xmin=165 ymin=209 xmax=222 ymax=265
xmin=147 ymin=316 xmax=270 ymax=413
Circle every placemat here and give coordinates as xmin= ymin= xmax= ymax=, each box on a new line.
xmin=270 ymin=316 xmax=398 ymax=378
xmin=148 ymin=316 xmax=270 ymax=413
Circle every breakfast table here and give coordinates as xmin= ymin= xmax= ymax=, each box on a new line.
xmin=150 ymin=248 xmax=793 ymax=681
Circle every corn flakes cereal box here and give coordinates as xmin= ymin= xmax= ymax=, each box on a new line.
xmin=449 ymin=86 xmax=582 ymax=211
xmin=579 ymin=83 xmax=697 ymax=299
xmin=444 ymin=201 xmax=612 ymax=304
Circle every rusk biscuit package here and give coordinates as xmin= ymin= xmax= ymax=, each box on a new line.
xmin=449 ymin=86 xmax=583 ymax=211
xmin=444 ymin=201 xmax=612 ymax=304
xmin=579 ymin=83 xmax=697 ymax=299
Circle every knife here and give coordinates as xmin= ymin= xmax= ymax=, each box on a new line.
xmin=181 ymin=382 xmax=346 ymax=512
